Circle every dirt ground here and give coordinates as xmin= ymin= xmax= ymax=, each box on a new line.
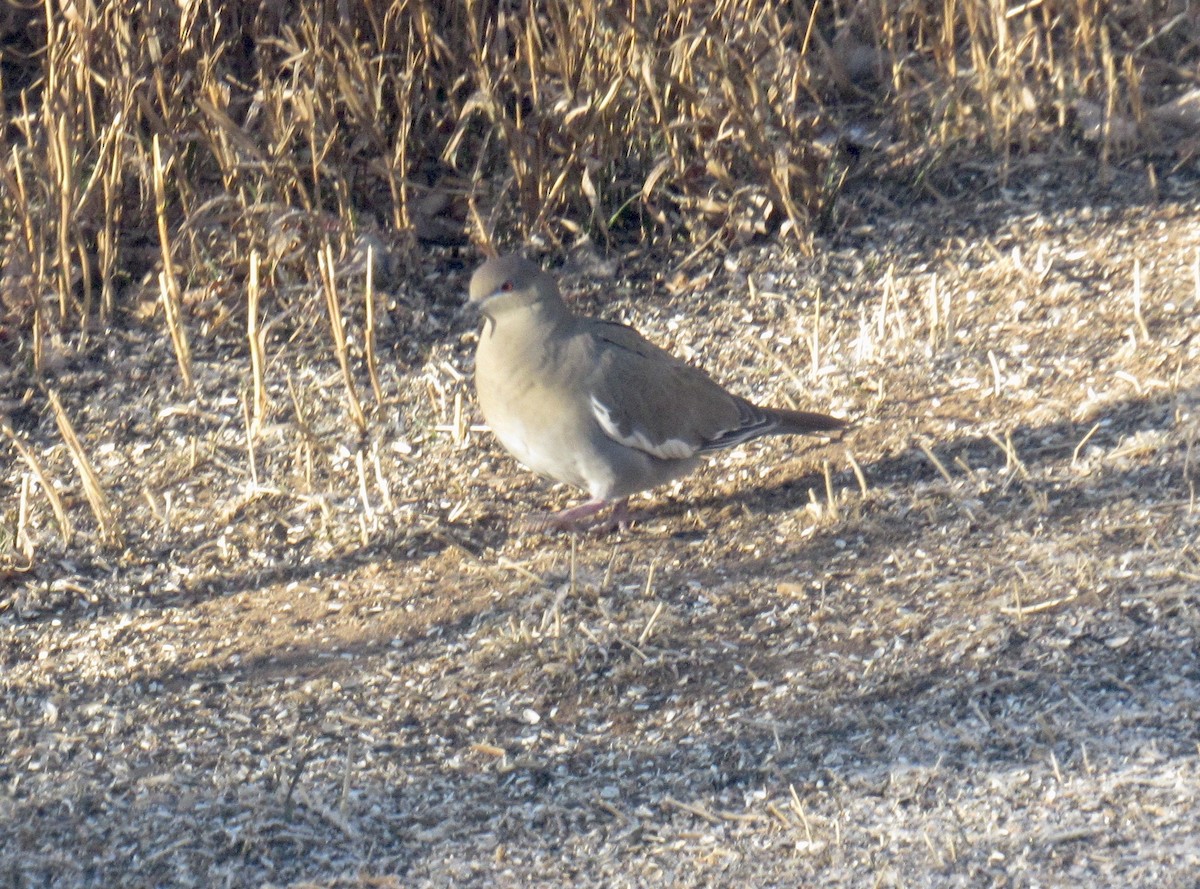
xmin=3 ymin=163 xmax=1200 ymax=887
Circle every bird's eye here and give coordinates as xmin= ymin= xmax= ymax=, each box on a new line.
xmin=500 ymin=280 xmax=514 ymax=292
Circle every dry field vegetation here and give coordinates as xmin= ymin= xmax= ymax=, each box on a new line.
xmin=3 ymin=0 xmax=1200 ymax=886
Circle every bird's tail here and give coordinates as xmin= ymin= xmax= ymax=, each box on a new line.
xmin=768 ymin=407 xmax=848 ymax=436
xmin=699 ymin=403 xmax=847 ymax=452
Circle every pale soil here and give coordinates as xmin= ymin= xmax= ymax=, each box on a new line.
xmin=3 ymin=163 xmax=1200 ymax=887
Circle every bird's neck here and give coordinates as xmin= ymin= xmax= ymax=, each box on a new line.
xmin=477 ymin=306 xmax=577 ymax=395
xmin=484 ymin=301 xmax=574 ymax=346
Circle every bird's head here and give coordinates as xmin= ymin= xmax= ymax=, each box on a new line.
xmin=468 ymin=255 xmax=563 ymax=322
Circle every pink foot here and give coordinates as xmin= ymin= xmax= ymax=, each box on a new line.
xmin=521 ymin=498 xmax=631 ymax=533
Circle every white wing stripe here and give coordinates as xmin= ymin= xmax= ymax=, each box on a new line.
xmin=590 ymin=395 xmax=695 ymax=460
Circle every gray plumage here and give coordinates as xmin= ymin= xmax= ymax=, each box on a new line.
xmin=469 ymin=255 xmax=846 ymax=529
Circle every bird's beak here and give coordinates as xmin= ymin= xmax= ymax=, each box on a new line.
xmin=463 ymin=292 xmax=494 ymax=334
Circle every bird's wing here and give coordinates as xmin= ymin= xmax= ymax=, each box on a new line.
xmin=585 ymin=320 xmax=772 ymax=460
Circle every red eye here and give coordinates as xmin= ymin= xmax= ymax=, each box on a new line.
xmin=500 ymin=280 xmax=514 ymax=292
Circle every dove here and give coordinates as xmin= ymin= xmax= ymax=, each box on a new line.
xmin=469 ymin=255 xmax=846 ymax=529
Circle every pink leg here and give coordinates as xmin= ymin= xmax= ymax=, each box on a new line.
xmin=523 ymin=498 xmax=631 ymax=533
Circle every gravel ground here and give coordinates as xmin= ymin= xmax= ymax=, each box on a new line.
xmin=3 ymin=164 xmax=1200 ymax=887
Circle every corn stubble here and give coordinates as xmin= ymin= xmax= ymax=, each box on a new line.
xmin=0 ymin=0 xmax=1193 ymax=552
xmin=1 ymin=0 xmax=1191 ymax=340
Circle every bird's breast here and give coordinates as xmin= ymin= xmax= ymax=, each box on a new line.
xmin=474 ymin=332 xmax=595 ymax=489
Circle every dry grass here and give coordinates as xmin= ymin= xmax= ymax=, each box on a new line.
xmin=2 ymin=1 xmax=1197 ymax=347
xmin=2 ymin=173 xmax=1198 ymax=885
xmin=2 ymin=2 xmax=1200 ymax=886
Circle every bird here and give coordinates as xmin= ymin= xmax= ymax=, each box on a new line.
xmin=468 ymin=255 xmax=847 ymax=530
